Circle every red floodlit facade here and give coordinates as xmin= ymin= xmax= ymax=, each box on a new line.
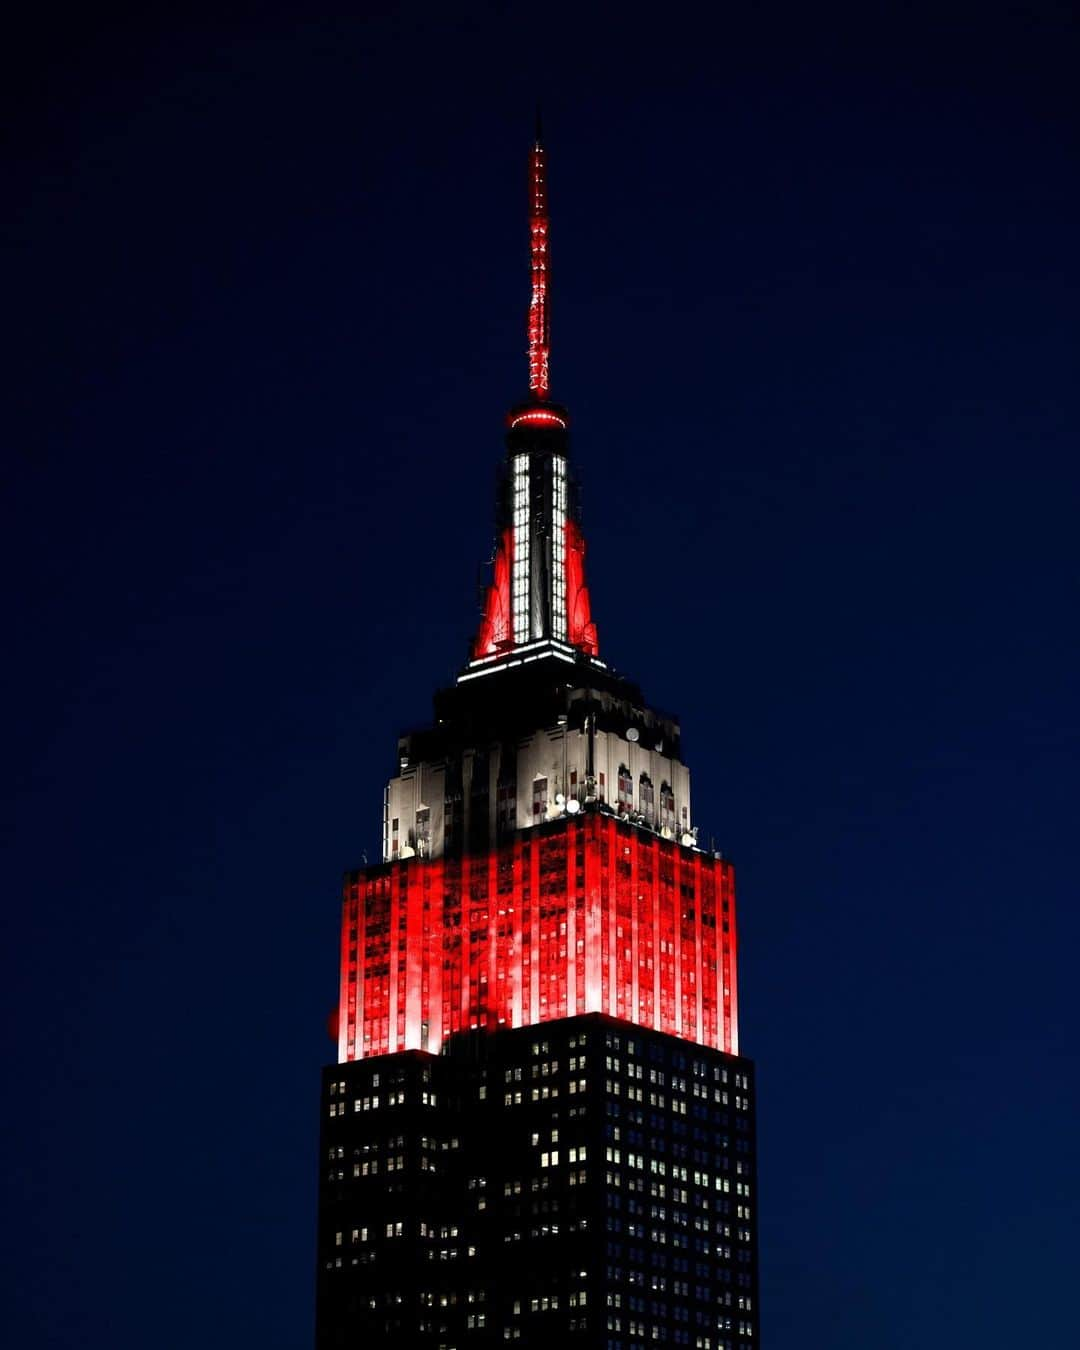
xmin=565 ymin=519 xmax=599 ymax=656
xmin=473 ymin=525 xmax=514 ymax=658
xmin=339 ymin=811 xmax=738 ymax=1063
xmin=473 ymin=517 xmax=598 ymax=661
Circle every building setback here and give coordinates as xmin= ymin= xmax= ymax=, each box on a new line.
xmin=316 ymin=127 xmax=760 ymax=1349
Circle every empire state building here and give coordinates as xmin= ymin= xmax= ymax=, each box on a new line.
xmin=315 ymin=127 xmax=760 ymax=1350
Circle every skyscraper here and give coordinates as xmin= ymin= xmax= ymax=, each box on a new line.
xmin=316 ymin=128 xmax=759 ymax=1350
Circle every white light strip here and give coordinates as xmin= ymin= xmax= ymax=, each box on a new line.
xmin=459 ymin=641 xmax=606 ymax=683
xmin=461 ymin=646 xmax=607 ymax=672
xmin=552 ymin=453 xmax=567 ymax=642
xmin=512 ymin=454 xmax=530 ymax=645
xmin=457 ymin=644 xmax=578 ymax=683
xmin=466 ymin=636 xmax=577 ymax=669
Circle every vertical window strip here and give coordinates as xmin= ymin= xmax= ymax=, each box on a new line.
xmin=552 ymin=454 xmax=567 ymax=641
xmin=512 ymin=454 xmax=530 ymax=644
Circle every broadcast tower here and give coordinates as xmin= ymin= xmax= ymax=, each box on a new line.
xmin=315 ymin=126 xmax=760 ymax=1349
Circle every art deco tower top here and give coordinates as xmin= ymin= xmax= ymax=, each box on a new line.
xmin=337 ymin=124 xmax=737 ymax=1064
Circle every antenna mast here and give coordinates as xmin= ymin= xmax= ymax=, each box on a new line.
xmin=527 ymin=124 xmax=551 ymax=399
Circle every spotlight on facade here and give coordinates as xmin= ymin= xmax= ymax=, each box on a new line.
xmin=566 ymin=798 xmax=581 ymax=814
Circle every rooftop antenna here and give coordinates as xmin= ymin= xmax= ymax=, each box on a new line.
xmin=527 ymin=111 xmax=551 ymax=399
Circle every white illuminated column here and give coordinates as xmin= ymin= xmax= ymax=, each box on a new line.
xmin=512 ymin=453 xmax=530 ymax=644
xmin=552 ymin=453 xmax=567 ymax=641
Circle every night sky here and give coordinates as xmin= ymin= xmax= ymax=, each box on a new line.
xmin=4 ymin=3 xmax=1079 ymax=1346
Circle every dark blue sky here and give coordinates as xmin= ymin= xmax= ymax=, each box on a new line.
xmin=4 ymin=3 xmax=1078 ymax=1346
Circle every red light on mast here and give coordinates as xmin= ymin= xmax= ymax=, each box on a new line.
xmin=507 ymin=407 xmax=567 ymax=429
xmin=528 ymin=137 xmax=551 ymax=399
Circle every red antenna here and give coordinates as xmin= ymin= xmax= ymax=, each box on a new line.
xmin=527 ymin=116 xmax=551 ymax=400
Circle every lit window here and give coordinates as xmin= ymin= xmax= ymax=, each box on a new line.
xmin=660 ymin=783 xmax=676 ymax=833
xmin=415 ymin=806 xmax=430 ymax=855
xmin=639 ymin=774 xmax=654 ymax=822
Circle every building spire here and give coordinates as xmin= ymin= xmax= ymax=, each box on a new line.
xmin=527 ymin=125 xmax=551 ymax=399
xmin=472 ymin=120 xmax=597 ymax=666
